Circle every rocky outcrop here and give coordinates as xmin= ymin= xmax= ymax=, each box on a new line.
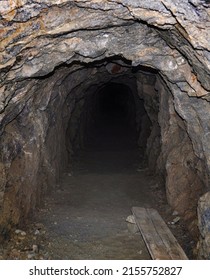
xmin=198 ymin=192 xmax=210 ymax=259
xmin=0 ymin=0 xmax=210 ymax=257
xmin=157 ymin=78 xmax=205 ymax=236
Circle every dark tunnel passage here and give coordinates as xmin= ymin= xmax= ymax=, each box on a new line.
xmin=66 ymin=79 xmax=151 ymax=174
xmin=85 ymin=83 xmax=139 ymax=151
xmin=96 ymin=83 xmax=134 ymax=124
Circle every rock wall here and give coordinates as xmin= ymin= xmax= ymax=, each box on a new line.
xmin=197 ymin=191 xmax=210 ymax=259
xmin=136 ymin=72 xmax=160 ymax=170
xmin=0 ymin=0 xmax=210 ymax=257
xmin=157 ymin=78 xmax=205 ymax=237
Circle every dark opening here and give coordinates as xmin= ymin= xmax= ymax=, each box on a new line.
xmin=86 ymin=82 xmax=137 ymax=151
xmin=65 ymin=80 xmax=151 ymax=175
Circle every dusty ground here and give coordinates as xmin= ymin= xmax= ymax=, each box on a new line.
xmin=0 ymin=115 xmax=195 ymax=259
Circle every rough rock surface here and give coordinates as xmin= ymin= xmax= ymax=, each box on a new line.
xmin=198 ymin=192 xmax=210 ymax=259
xmin=0 ymin=0 xmax=210 ymax=258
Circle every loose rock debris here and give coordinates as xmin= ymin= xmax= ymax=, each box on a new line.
xmin=0 ymin=223 xmax=50 ymax=260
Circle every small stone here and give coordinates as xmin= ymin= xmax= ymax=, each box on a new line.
xmin=172 ymin=210 xmax=179 ymax=216
xmin=15 ymin=229 xmax=22 ymax=234
xmin=138 ymin=250 xmax=142 ymax=255
xmin=126 ymin=215 xmax=136 ymax=224
xmin=34 ymin=229 xmax=40 ymax=235
xmin=15 ymin=229 xmax=26 ymax=236
xmin=32 ymin=245 xmax=39 ymax=253
xmin=171 ymin=216 xmax=180 ymax=224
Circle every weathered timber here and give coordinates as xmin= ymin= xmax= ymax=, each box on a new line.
xmin=132 ymin=207 xmax=188 ymax=260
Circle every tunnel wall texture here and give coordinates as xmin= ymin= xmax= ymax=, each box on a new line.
xmin=0 ymin=0 xmax=210 ymax=258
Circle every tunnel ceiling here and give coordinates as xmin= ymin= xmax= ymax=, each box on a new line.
xmin=1 ymin=1 xmax=210 ymax=84
xmin=0 ymin=0 xmax=210 ymax=258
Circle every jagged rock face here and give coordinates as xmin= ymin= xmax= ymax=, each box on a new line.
xmin=198 ymin=192 xmax=210 ymax=259
xmin=0 ymin=1 xmax=210 ymax=257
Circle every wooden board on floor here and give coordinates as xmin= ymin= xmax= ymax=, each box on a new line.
xmin=132 ymin=207 xmax=188 ymax=260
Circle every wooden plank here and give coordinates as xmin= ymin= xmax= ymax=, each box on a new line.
xmin=132 ymin=207 xmax=171 ymax=260
xmin=132 ymin=207 xmax=188 ymax=260
xmin=148 ymin=208 xmax=188 ymax=260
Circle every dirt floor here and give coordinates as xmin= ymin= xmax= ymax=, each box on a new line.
xmin=0 ymin=114 xmax=195 ymax=260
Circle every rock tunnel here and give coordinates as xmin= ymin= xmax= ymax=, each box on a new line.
xmin=0 ymin=0 xmax=210 ymax=259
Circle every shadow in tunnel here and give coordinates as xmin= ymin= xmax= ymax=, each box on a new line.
xmin=70 ymin=82 xmax=143 ymax=174
xmin=86 ymin=82 xmax=138 ymax=152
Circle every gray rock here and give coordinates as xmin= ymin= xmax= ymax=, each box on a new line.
xmin=32 ymin=245 xmax=39 ymax=253
xmin=15 ymin=229 xmax=27 ymax=236
xmin=126 ymin=215 xmax=136 ymax=224
xmin=197 ymin=192 xmax=210 ymax=259
xmin=172 ymin=210 xmax=179 ymax=216
xmin=34 ymin=229 xmax=40 ymax=235
xmin=171 ymin=216 xmax=181 ymax=225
